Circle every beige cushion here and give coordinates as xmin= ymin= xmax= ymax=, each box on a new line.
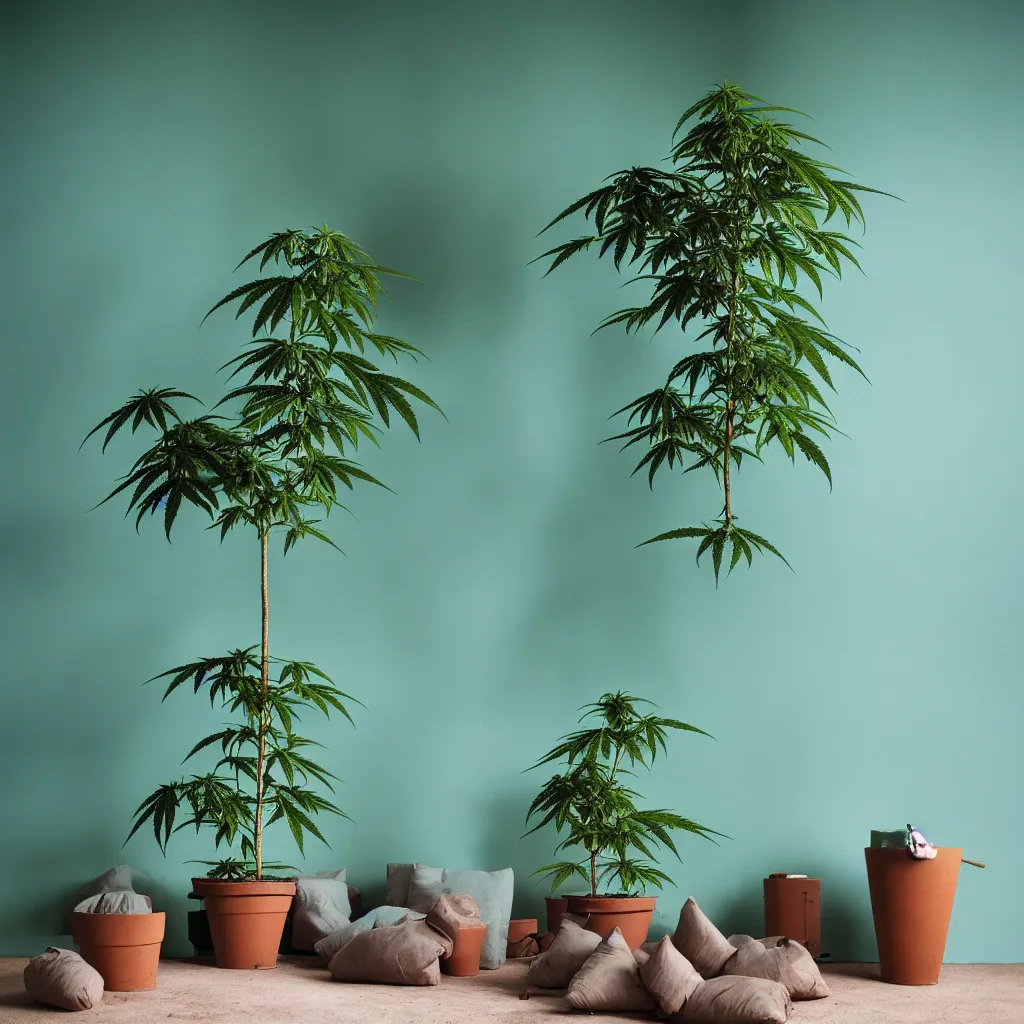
xmin=639 ymin=934 xmax=703 ymax=1014
xmin=425 ymin=893 xmax=481 ymax=956
xmin=525 ymin=918 xmax=601 ymax=988
xmin=672 ymin=898 xmax=737 ymax=978
xmin=632 ymin=946 xmax=651 ymax=967
xmin=565 ymin=928 xmax=656 ymax=1013
xmin=23 ymin=948 xmax=103 ymax=1010
xmin=680 ymin=975 xmax=792 ymax=1023
xmin=328 ymin=918 xmax=446 ymax=986
xmin=722 ymin=936 xmax=829 ymax=999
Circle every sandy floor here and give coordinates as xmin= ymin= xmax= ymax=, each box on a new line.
xmin=1 ymin=956 xmax=1021 ymax=1024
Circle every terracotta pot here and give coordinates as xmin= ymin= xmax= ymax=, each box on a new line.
xmin=71 ymin=911 xmax=165 ymax=991
xmin=506 ymin=918 xmax=540 ymax=958
xmin=565 ymin=895 xmax=656 ymax=950
xmin=865 ymin=847 xmax=961 ymax=985
xmin=442 ymin=922 xmax=488 ymax=977
xmin=192 ymin=878 xmax=296 ymax=970
xmin=545 ymin=896 xmax=569 ymax=935
xmin=763 ymin=875 xmax=822 ymax=958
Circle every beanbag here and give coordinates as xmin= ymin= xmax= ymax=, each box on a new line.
xmin=23 ymin=948 xmax=103 ymax=1010
xmin=565 ymin=928 xmax=656 ymax=1013
xmin=526 ymin=918 xmax=602 ymax=988
xmin=328 ymin=917 xmax=446 ymax=986
xmin=291 ymin=874 xmax=352 ymax=951
xmin=722 ymin=935 xmax=829 ymax=999
xmin=638 ymin=934 xmax=703 ymax=1015
xmin=73 ymin=891 xmax=151 ymax=914
xmin=672 ymin=898 xmax=738 ymax=978
xmin=425 ymin=893 xmax=482 ymax=956
xmin=680 ymin=975 xmax=792 ymax=1023
xmin=314 ymin=906 xmax=424 ymax=963
xmin=406 ymin=863 xmax=514 ymax=969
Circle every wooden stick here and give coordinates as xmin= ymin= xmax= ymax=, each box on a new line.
xmin=962 ymin=858 xmax=986 ymax=868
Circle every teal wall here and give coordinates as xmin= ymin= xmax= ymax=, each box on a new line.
xmin=1 ymin=0 xmax=1021 ymax=962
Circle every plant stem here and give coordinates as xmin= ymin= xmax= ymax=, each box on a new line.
xmin=723 ymin=270 xmax=739 ymax=527
xmin=590 ymin=850 xmax=598 ymax=897
xmin=255 ymin=530 xmax=270 ymax=880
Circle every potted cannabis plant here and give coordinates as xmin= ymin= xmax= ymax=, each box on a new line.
xmin=524 ymin=692 xmax=722 ymax=948
xmin=84 ymin=226 xmax=440 ymax=969
xmin=537 ymin=83 xmax=890 ymax=580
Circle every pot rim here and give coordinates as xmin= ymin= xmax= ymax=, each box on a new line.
xmin=565 ymin=894 xmax=658 ymax=906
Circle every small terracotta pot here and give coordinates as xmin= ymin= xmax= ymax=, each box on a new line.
xmin=565 ymin=895 xmax=656 ymax=949
xmin=71 ymin=911 xmax=165 ymax=991
xmin=192 ymin=878 xmax=296 ymax=970
xmin=443 ymin=922 xmax=488 ymax=977
xmin=506 ymin=918 xmax=540 ymax=958
xmin=545 ymin=896 xmax=569 ymax=935
xmin=865 ymin=847 xmax=961 ymax=985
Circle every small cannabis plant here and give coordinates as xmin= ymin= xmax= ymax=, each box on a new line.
xmin=537 ymin=83 xmax=891 ymax=580
xmin=524 ymin=692 xmax=722 ymax=896
xmin=84 ymin=226 xmax=441 ymax=879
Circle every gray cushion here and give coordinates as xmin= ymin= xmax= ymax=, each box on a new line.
xmin=23 ymin=948 xmax=103 ymax=1010
xmin=565 ymin=928 xmax=657 ymax=1013
xmin=75 ymin=865 xmax=133 ymax=901
xmin=405 ymin=864 xmax=444 ymax=910
xmin=386 ymin=863 xmax=414 ymax=907
xmin=291 ymin=873 xmax=351 ymax=951
xmin=680 ymin=975 xmax=792 ymax=1023
xmin=406 ymin=864 xmax=513 ymax=970
xmin=672 ymin=898 xmax=738 ymax=978
xmin=73 ymin=891 xmax=151 ymax=914
xmin=526 ymin=918 xmax=602 ymax=988
xmin=314 ymin=906 xmax=424 ymax=964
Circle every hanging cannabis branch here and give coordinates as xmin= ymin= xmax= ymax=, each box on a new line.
xmin=84 ymin=226 xmax=442 ymax=878
xmin=537 ymin=83 xmax=892 ymax=581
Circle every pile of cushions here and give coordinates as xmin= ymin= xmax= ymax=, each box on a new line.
xmin=293 ymin=862 xmax=513 ymax=973
xmin=319 ymin=893 xmax=484 ymax=985
xmin=525 ymin=898 xmax=829 ymax=1023
xmin=386 ymin=862 xmax=514 ymax=970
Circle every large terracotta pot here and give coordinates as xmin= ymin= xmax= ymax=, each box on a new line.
xmin=865 ymin=847 xmax=961 ymax=985
xmin=71 ymin=911 xmax=165 ymax=991
xmin=565 ymin=895 xmax=656 ymax=949
xmin=442 ymin=922 xmax=488 ymax=977
xmin=545 ymin=896 xmax=569 ymax=934
xmin=192 ymin=878 xmax=296 ymax=970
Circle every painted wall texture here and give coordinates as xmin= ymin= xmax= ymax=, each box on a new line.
xmin=1 ymin=0 xmax=1021 ymax=960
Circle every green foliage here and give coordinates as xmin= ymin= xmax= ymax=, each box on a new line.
xmin=537 ymin=84 xmax=892 ymax=581
xmin=85 ymin=226 xmax=441 ymax=877
xmin=524 ymin=692 xmax=724 ymax=897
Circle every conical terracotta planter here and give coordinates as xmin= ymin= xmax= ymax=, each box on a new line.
xmin=545 ymin=896 xmax=569 ymax=934
xmin=565 ymin=895 xmax=656 ymax=949
xmin=442 ymin=922 xmax=488 ymax=977
xmin=192 ymin=878 xmax=296 ymax=970
xmin=865 ymin=847 xmax=961 ymax=985
xmin=71 ymin=911 xmax=165 ymax=991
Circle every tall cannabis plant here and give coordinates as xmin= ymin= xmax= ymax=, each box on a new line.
xmin=84 ymin=226 xmax=440 ymax=878
xmin=538 ymin=83 xmax=890 ymax=580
